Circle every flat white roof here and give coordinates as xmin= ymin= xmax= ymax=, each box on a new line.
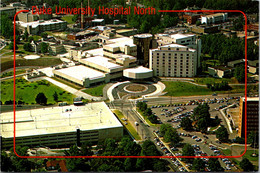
xmin=83 ymin=48 xmax=103 ymax=57
xmin=124 ymin=66 xmax=153 ymax=73
xmin=151 ymin=44 xmax=196 ymax=52
xmin=0 ymin=102 xmax=122 ymax=138
xmin=108 ymin=37 xmax=136 ymax=47
xmin=17 ymin=19 xmax=66 ymax=28
xmin=134 ymin=33 xmax=153 ymax=38
xmin=170 ymin=33 xmax=195 ymax=40
xmin=55 ymin=65 xmax=105 ymax=80
xmin=92 ymin=19 xmax=104 ymax=22
xmin=81 ymin=56 xmax=123 ymax=70
xmin=241 ymin=97 xmax=259 ymax=102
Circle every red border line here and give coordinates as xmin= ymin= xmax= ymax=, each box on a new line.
xmin=13 ymin=10 xmax=247 ymax=159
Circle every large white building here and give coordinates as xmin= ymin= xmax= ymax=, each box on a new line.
xmin=201 ymin=13 xmax=228 ymax=25
xmin=149 ymin=44 xmax=197 ymax=77
xmin=1 ymin=102 xmax=123 ymax=148
xmin=17 ymin=19 xmax=67 ymax=35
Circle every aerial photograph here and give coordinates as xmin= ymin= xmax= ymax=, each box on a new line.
xmin=0 ymin=0 xmax=259 ymax=172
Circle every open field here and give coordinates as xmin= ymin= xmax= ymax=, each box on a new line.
xmin=241 ymin=150 xmax=259 ymax=162
xmin=1 ymin=56 xmax=62 ymax=72
xmin=162 ymin=81 xmax=245 ymax=96
xmin=82 ymin=84 xmax=106 ymax=97
xmin=163 ymin=81 xmax=213 ymax=96
xmin=1 ymin=69 xmax=26 ymax=78
xmin=61 ymin=15 xmax=75 ymax=24
xmin=194 ymin=77 xmax=238 ymax=85
xmin=1 ymin=78 xmax=74 ymax=105
xmin=113 ymin=110 xmax=141 ymax=140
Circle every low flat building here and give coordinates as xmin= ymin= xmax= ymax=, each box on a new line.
xmin=208 ymin=66 xmax=232 ymax=78
xmin=248 ymin=60 xmax=259 ymax=74
xmin=227 ymin=59 xmax=246 ymax=68
xmin=123 ymin=66 xmax=153 ymax=79
xmin=1 ymin=102 xmax=123 ymax=148
xmin=190 ymin=25 xmax=219 ymax=34
xmin=53 ymin=65 xmax=109 ymax=87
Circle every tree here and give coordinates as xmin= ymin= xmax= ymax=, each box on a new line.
xmin=240 ymin=158 xmax=254 ymax=172
xmin=28 ymin=36 xmax=34 ymax=43
xmin=41 ymin=32 xmax=48 ymax=38
xmin=9 ymin=42 xmax=18 ymax=51
xmin=53 ymin=91 xmax=58 ymax=102
xmin=215 ymin=125 xmax=229 ymax=142
xmin=182 ymin=143 xmax=194 ymax=163
xmin=1 ymin=151 xmax=14 ymax=171
xmin=23 ymin=42 xmax=32 ymax=52
xmin=208 ymin=158 xmax=224 ymax=172
xmin=180 ymin=117 xmax=193 ymax=131
xmin=196 ymin=118 xmax=208 ymax=132
xmin=23 ymin=29 xmax=29 ymax=41
xmin=248 ymin=131 xmax=259 ymax=147
xmin=196 ymin=20 xmax=201 ymax=26
xmin=35 ymin=93 xmax=47 ymax=105
xmin=40 ymin=42 xmax=49 ymax=53
xmin=0 ymin=14 xmax=13 ymax=39
xmin=192 ymin=158 xmax=205 ymax=171
xmin=160 ymin=123 xmax=172 ymax=136
xmin=234 ymin=65 xmax=245 ymax=83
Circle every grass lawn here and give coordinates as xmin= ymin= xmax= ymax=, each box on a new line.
xmin=112 ymin=110 xmax=141 ymax=140
xmin=1 ymin=69 xmax=26 ymax=78
xmin=61 ymin=15 xmax=75 ymax=24
xmin=163 ymin=81 xmax=213 ymax=96
xmin=1 ymin=78 xmax=74 ymax=105
xmin=194 ymin=77 xmax=238 ymax=85
xmin=32 ymin=35 xmax=41 ymax=41
xmin=240 ymin=150 xmax=259 ymax=161
xmin=82 ymin=84 xmax=106 ymax=97
xmin=221 ymin=149 xmax=231 ymax=156
xmin=1 ymin=57 xmax=62 ymax=72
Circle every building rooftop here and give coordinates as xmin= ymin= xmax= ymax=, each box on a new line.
xmin=170 ymin=33 xmax=195 ymax=40
xmin=203 ymin=13 xmax=226 ymax=18
xmin=133 ymin=33 xmax=153 ymax=38
xmin=82 ymin=48 xmax=103 ymax=56
xmin=209 ymin=65 xmax=231 ymax=71
xmin=124 ymin=66 xmax=153 ymax=73
xmin=55 ymin=65 xmax=105 ymax=80
xmin=17 ymin=19 xmax=66 ymax=28
xmin=0 ymin=102 xmax=122 ymax=138
xmin=108 ymin=37 xmax=136 ymax=47
xmin=81 ymin=56 xmax=123 ymax=70
xmin=241 ymin=97 xmax=259 ymax=102
xmin=92 ymin=19 xmax=104 ymax=22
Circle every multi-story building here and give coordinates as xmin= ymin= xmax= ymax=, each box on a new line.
xmin=0 ymin=7 xmax=16 ymax=18
xmin=201 ymin=13 xmax=228 ymax=25
xmin=156 ymin=33 xmax=201 ymax=68
xmin=238 ymin=97 xmax=259 ymax=138
xmin=17 ymin=19 xmax=67 ymax=35
xmin=149 ymin=44 xmax=197 ymax=77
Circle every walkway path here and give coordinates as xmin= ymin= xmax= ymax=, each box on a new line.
xmin=28 ymin=77 xmax=103 ymax=101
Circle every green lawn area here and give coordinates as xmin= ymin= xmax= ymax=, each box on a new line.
xmin=82 ymin=84 xmax=106 ymax=97
xmin=194 ymin=77 xmax=238 ymax=85
xmin=221 ymin=149 xmax=231 ymax=156
xmin=1 ymin=69 xmax=26 ymax=78
xmin=32 ymin=35 xmax=41 ymax=41
xmin=113 ymin=110 xmax=141 ymax=140
xmin=163 ymin=81 xmax=213 ymax=96
xmin=1 ymin=78 xmax=74 ymax=105
xmin=241 ymin=150 xmax=259 ymax=161
xmin=61 ymin=15 xmax=75 ymax=24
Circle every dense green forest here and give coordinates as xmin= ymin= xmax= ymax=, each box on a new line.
xmin=200 ymin=34 xmax=259 ymax=64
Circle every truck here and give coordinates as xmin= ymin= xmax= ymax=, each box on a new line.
xmin=135 ymin=121 xmax=139 ymax=126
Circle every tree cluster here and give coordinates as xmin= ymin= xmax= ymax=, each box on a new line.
xmin=89 ymin=137 xmax=169 ymax=172
xmin=206 ymin=81 xmax=231 ymax=91
xmin=201 ymin=34 xmax=259 ymax=64
xmin=160 ymin=124 xmax=183 ymax=146
xmin=240 ymin=158 xmax=254 ymax=172
xmin=192 ymin=104 xmax=211 ymax=132
xmin=182 ymin=143 xmax=194 ymax=163
xmin=180 ymin=117 xmax=193 ymax=131
xmin=234 ymin=65 xmax=245 ymax=83
xmin=1 ymin=146 xmax=35 ymax=172
xmin=136 ymin=102 xmax=158 ymax=124
xmin=215 ymin=125 xmax=229 ymax=142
